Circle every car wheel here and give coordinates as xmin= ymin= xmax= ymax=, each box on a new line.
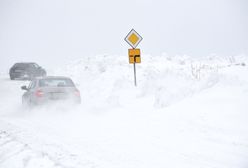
xmin=22 ymin=97 xmax=32 ymax=108
xmin=74 ymin=98 xmax=81 ymax=104
xmin=10 ymin=76 xmax=15 ymax=80
xmin=22 ymin=98 xmax=28 ymax=107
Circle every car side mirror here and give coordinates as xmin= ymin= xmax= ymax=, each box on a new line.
xmin=21 ymin=86 xmax=28 ymax=90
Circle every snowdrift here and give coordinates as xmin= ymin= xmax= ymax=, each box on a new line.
xmin=53 ymin=54 xmax=247 ymax=109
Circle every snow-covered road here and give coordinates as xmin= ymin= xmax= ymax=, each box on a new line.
xmin=0 ymin=56 xmax=248 ymax=168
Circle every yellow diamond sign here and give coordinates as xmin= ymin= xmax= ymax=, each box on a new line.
xmin=128 ymin=33 xmax=139 ymax=46
xmin=125 ymin=29 xmax=143 ymax=49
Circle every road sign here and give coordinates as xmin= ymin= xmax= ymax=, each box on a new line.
xmin=129 ymin=49 xmax=141 ymax=64
xmin=125 ymin=29 xmax=143 ymax=49
xmin=124 ymin=29 xmax=143 ymax=87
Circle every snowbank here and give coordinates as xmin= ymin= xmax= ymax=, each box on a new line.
xmin=53 ymin=54 xmax=247 ymax=109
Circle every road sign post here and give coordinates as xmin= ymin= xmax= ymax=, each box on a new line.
xmin=124 ymin=29 xmax=143 ymax=87
xmin=133 ymin=62 xmax=137 ymax=86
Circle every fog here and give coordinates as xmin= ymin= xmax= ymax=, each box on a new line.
xmin=0 ymin=0 xmax=247 ymax=72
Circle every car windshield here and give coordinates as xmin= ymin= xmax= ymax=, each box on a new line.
xmin=39 ymin=78 xmax=75 ymax=87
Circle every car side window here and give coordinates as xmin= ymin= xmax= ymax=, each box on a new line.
xmin=33 ymin=63 xmax=39 ymax=68
xmin=28 ymin=80 xmax=36 ymax=89
xmin=28 ymin=82 xmax=32 ymax=89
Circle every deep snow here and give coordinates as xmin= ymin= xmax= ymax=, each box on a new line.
xmin=0 ymin=54 xmax=248 ymax=168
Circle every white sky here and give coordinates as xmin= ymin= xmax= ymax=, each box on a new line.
xmin=0 ymin=0 xmax=247 ymax=72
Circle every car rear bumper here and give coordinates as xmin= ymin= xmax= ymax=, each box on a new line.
xmin=10 ymin=72 xmax=30 ymax=79
xmin=33 ymin=96 xmax=81 ymax=105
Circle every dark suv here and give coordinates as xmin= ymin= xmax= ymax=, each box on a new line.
xmin=9 ymin=62 xmax=46 ymax=80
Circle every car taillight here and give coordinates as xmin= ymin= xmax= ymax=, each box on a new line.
xmin=75 ymin=90 xmax=80 ymax=96
xmin=35 ymin=89 xmax=44 ymax=97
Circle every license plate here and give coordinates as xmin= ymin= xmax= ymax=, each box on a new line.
xmin=50 ymin=93 xmax=66 ymax=100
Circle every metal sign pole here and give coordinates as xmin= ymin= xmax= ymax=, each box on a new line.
xmin=133 ymin=62 xmax=137 ymax=87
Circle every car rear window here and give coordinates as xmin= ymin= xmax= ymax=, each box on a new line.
xmin=14 ymin=63 xmax=33 ymax=68
xmin=39 ymin=78 xmax=75 ymax=87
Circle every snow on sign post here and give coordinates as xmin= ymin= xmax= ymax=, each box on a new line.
xmin=124 ymin=29 xmax=143 ymax=87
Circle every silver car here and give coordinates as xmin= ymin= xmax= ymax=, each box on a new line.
xmin=21 ymin=76 xmax=81 ymax=106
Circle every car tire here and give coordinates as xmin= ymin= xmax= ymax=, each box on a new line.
xmin=22 ymin=98 xmax=28 ymax=107
xmin=22 ymin=98 xmax=32 ymax=109
xmin=10 ymin=76 xmax=15 ymax=80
